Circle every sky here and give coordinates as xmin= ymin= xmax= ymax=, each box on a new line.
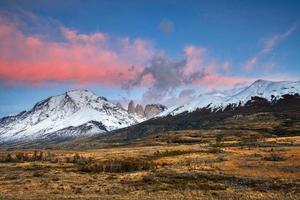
xmin=0 ymin=0 xmax=300 ymax=117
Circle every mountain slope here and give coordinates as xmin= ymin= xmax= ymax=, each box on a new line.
xmin=58 ymin=92 xmax=300 ymax=150
xmin=0 ymin=89 xmax=139 ymax=146
xmin=160 ymin=80 xmax=300 ymax=116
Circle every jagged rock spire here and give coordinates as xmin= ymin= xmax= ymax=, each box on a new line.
xmin=128 ymin=100 xmax=135 ymax=114
xmin=135 ymin=104 xmax=144 ymax=117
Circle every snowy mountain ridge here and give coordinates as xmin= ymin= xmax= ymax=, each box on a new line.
xmin=159 ymin=80 xmax=300 ymax=117
xmin=1 ymin=80 xmax=299 ymax=148
xmin=0 ymin=89 xmax=140 ymax=144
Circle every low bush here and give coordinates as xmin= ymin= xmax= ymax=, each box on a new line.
xmin=208 ymin=145 xmax=223 ymax=154
xmin=0 ymin=151 xmax=56 ymax=163
xmin=78 ymin=158 xmax=156 ymax=173
xmin=263 ymin=153 xmax=288 ymax=161
xmin=66 ymin=153 xmax=93 ymax=164
xmin=152 ymin=150 xmax=192 ymax=158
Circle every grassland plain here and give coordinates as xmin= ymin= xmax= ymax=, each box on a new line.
xmin=0 ymin=130 xmax=299 ymax=200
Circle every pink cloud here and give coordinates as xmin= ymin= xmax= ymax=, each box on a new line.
xmin=183 ymin=45 xmax=232 ymax=76
xmin=61 ymin=27 xmax=107 ymax=43
xmin=0 ymin=19 xmax=153 ymax=86
xmin=120 ymin=37 xmax=154 ymax=67
xmin=183 ymin=45 xmax=206 ymax=75
xmin=194 ymin=74 xmax=253 ymax=89
xmin=193 ymin=72 xmax=296 ymax=90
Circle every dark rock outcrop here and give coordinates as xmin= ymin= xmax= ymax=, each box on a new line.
xmin=128 ymin=100 xmax=135 ymax=114
xmin=135 ymin=104 xmax=144 ymax=117
xmin=144 ymin=104 xmax=167 ymax=119
xmin=126 ymin=101 xmax=167 ymax=119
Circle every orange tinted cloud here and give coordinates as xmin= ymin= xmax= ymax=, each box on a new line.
xmin=0 ymin=19 xmax=153 ymax=86
xmin=194 ymin=74 xmax=253 ymax=88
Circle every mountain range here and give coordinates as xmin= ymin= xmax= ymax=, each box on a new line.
xmin=159 ymin=79 xmax=300 ymax=116
xmin=0 ymin=79 xmax=299 ymax=149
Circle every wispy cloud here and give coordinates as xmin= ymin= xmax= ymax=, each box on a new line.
xmin=261 ymin=25 xmax=297 ymax=54
xmin=244 ymin=24 xmax=298 ymax=71
xmin=159 ymin=18 xmax=174 ymax=34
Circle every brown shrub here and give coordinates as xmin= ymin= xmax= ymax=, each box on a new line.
xmin=0 ymin=153 xmax=14 ymax=162
xmin=15 ymin=152 xmax=29 ymax=161
xmin=152 ymin=150 xmax=192 ymax=158
xmin=263 ymin=153 xmax=288 ymax=161
xmin=78 ymin=158 xmax=156 ymax=173
xmin=208 ymin=145 xmax=223 ymax=154
xmin=0 ymin=151 xmax=57 ymax=163
xmin=66 ymin=153 xmax=93 ymax=164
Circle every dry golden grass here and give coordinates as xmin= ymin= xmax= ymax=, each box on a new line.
xmin=0 ymin=132 xmax=299 ymax=199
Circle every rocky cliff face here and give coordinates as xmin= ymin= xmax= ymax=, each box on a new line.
xmin=116 ymin=102 xmax=124 ymax=110
xmin=126 ymin=101 xmax=167 ymax=119
xmin=144 ymin=104 xmax=167 ymax=119
xmin=128 ymin=100 xmax=135 ymax=114
xmin=135 ymin=104 xmax=144 ymax=117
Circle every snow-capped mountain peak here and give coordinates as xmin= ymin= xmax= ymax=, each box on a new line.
xmin=0 ymin=89 xmax=140 ymax=145
xmin=228 ymin=79 xmax=300 ymax=103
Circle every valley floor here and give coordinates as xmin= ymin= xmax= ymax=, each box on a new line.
xmin=0 ymin=131 xmax=299 ymax=200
